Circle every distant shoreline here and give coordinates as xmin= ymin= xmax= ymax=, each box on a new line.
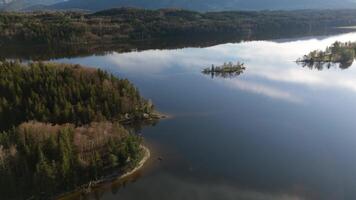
xmin=337 ymin=26 xmax=356 ymax=30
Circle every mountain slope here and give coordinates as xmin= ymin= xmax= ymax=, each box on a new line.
xmin=49 ymin=0 xmax=356 ymax=11
xmin=0 ymin=0 xmax=64 ymax=11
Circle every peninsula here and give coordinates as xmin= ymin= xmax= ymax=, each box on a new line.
xmin=0 ymin=61 xmax=158 ymax=199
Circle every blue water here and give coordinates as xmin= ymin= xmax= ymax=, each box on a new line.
xmin=57 ymin=32 xmax=356 ymax=200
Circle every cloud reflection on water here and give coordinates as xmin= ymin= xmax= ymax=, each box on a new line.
xmin=219 ymin=79 xmax=304 ymax=104
xmin=105 ymin=32 xmax=356 ymax=103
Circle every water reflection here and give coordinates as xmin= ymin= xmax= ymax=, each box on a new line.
xmin=61 ymin=169 xmax=144 ymax=200
xmin=27 ymin=32 xmax=356 ymax=199
xmin=297 ymin=59 xmax=354 ymax=70
xmin=61 ymin=32 xmax=356 ymax=100
xmin=0 ymin=28 xmax=349 ymax=61
xmin=91 ymin=173 xmax=305 ymax=200
xmin=204 ymin=70 xmax=244 ymax=79
xmin=219 ymin=79 xmax=303 ymax=104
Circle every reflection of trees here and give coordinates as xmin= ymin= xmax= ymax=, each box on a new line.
xmin=297 ymin=59 xmax=353 ymax=70
xmin=297 ymin=41 xmax=356 ymax=70
xmin=0 ymin=27 xmax=350 ymax=61
xmin=203 ymin=70 xmax=245 ymax=79
xmin=76 ymin=168 xmax=143 ymax=200
xmin=340 ymin=60 xmax=354 ymax=69
xmin=93 ymin=190 xmax=105 ymax=200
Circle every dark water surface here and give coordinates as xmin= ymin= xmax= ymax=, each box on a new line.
xmin=52 ymin=32 xmax=356 ymax=200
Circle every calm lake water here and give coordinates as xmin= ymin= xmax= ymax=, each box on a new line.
xmin=53 ymin=32 xmax=356 ymax=200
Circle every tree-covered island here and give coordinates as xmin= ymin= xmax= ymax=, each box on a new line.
xmin=202 ymin=62 xmax=246 ymax=78
xmin=297 ymin=41 xmax=356 ymax=69
xmin=0 ymin=61 xmax=158 ymax=199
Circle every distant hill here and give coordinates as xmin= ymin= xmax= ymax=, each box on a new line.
xmin=0 ymin=0 xmax=65 ymax=11
xmin=48 ymin=0 xmax=356 ymax=11
xmin=1 ymin=0 xmax=356 ymax=12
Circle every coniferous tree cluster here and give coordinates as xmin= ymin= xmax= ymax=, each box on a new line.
xmin=0 ymin=61 xmax=154 ymax=199
xmin=0 ymin=121 xmax=143 ymax=199
xmin=0 ymin=61 xmax=154 ymax=130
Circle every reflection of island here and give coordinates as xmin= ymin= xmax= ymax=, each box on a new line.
xmin=202 ymin=62 xmax=246 ymax=78
xmin=297 ymin=41 xmax=355 ymax=70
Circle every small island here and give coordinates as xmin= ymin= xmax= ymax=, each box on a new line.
xmin=0 ymin=61 xmax=159 ymax=199
xmin=202 ymin=62 xmax=246 ymax=78
xmin=297 ymin=41 xmax=356 ymax=69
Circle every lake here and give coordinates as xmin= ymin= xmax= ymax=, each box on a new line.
xmin=39 ymin=32 xmax=356 ymax=199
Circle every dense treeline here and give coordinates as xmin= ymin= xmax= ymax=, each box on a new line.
xmin=0 ymin=61 xmax=155 ymax=199
xmin=0 ymin=121 xmax=143 ymax=199
xmin=0 ymin=61 xmax=154 ymax=130
xmin=298 ymin=41 xmax=356 ymax=69
xmin=1 ymin=8 xmax=356 ymax=45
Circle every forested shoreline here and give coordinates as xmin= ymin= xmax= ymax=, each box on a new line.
xmin=1 ymin=7 xmax=356 ymax=200
xmin=0 ymin=61 xmax=156 ymax=199
xmin=1 ymin=8 xmax=356 ymax=46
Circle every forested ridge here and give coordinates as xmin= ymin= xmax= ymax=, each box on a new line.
xmin=0 ymin=61 xmax=155 ymax=199
xmin=1 ymin=8 xmax=356 ymax=45
xmin=1 ymin=0 xmax=356 ymax=12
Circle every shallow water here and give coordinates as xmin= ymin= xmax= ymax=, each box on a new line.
xmin=54 ymin=32 xmax=356 ymax=200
